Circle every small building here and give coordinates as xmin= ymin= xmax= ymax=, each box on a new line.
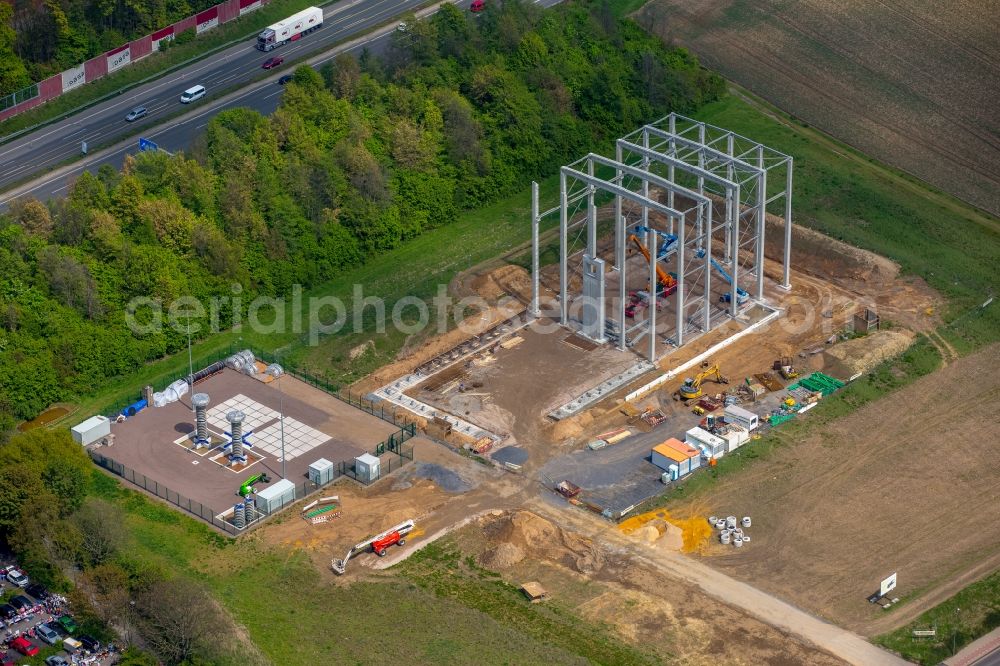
xmin=71 ymin=415 xmax=111 ymax=446
xmin=724 ymin=405 xmax=759 ymax=431
xmin=720 ymin=426 xmax=750 ymax=453
xmin=854 ymin=307 xmax=880 ymax=333
xmin=308 ymin=458 xmax=335 ymax=485
xmin=355 ymin=453 xmax=381 ymax=484
xmin=651 ymin=438 xmax=701 ymax=477
xmin=255 ymin=479 xmax=295 ymax=514
xmin=520 ymin=581 xmax=548 ymax=603
xmin=686 ymin=426 xmax=727 ymax=459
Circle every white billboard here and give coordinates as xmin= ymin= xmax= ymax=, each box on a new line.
xmin=107 ymin=46 xmax=131 ymax=73
xmin=61 ymin=64 xmax=86 ymax=92
xmin=880 ymin=572 xmax=897 ymax=597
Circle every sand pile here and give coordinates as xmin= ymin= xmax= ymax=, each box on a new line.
xmin=478 ymin=542 xmax=525 ymax=569
xmin=472 ymin=265 xmax=531 ymax=302
xmin=485 ymin=511 xmax=605 ymax=575
xmin=825 ymin=329 xmax=915 ymax=376
xmin=619 ymin=509 xmax=711 ymax=554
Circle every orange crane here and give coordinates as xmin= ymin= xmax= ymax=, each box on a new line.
xmin=629 ymin=234 xmax=677 ymax=293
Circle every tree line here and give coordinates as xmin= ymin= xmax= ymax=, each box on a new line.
xmin=0 ymin=0 xmax=724 ymax=429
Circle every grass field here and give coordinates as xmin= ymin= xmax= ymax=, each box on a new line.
xmin=876 ymin=569 xmax=1000 ymax=665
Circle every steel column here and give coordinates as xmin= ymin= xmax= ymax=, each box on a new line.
xmin=559 ymin=170 xmax=568 ymax=326
xmin=783 ymin=157 xmax=794 ymax=289
xmin=531 ymin=181 xmax=540 ymax=317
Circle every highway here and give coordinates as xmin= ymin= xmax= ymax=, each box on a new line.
xmin=0 ymin=0 xmax=560 ymax=208
xmin=0 ymin=0 xmax=430 ymax=195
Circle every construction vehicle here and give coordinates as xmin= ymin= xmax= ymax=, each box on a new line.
xmin=555 ymin=480 xmax=582 ymax=499
xmin=238 ymin=472 xmax=270 ymax=497
xmin=331 ymin=519 xmax=415 ymax=574
xmin=633 ymin=225 xmax=678 ymax=259
xmin=629 ymin=234 xmax=677 ymax=294
xmin=775 ymin=356 xmax=799 ymax=380
xmin=694 ymin=249 xmax=749 ymax=305
xmin=677 ymin=363 xmax=729 ymax=400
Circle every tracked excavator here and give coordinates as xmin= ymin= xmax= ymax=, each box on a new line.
xmin=676 ymin=363 xmax=730 ymax=400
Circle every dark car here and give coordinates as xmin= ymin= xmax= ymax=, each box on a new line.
xmin=0 ymin=603 xmax=17 ymax=620
xmin=125 ymin=105 xmax=147 ymax=122
xmin=278 ymin=74 xmax=294 ymax=85
xmin=8 ymin=594 xmax=32 ymax=611
xmin=25 ymin=582 xmax=48 ymax=600
xmin=78 ymin=635 xmax=100 ymax=652
xmin=46 ymin=657 xmax=70 ymax=666
xmin=261 ymin=55 xmax=284 ymax=69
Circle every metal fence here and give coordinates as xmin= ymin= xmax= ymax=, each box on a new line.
xmin=89 ymin=450 xmax=241 ymax=535
xmin=0 ymin=84 xmax=39 ymax=112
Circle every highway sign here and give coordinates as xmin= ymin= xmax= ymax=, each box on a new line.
xmin=138 ymin=137 xmax=158 ymax=152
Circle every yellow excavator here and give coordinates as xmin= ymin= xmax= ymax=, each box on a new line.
xmin=677 ymin=363 xmax=729 ymax=400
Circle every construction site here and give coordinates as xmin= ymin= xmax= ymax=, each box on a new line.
xmin=68 ymin=114 xmax=965 ymax=664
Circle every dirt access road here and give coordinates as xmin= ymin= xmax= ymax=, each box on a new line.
xmin=639 ymin=0 xmax=1000 ymax=216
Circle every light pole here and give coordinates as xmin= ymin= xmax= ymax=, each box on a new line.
xmin=953 ymin=607 xmax=961 ymax=655
xmin=187 ymin=311 xmax=194 ymax=411
xmin=278 ymin=372 xmax=286 ymax=480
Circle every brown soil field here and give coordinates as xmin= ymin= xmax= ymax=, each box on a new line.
xmin=670 ymin=343 xmax=1000 ymax=636
xmin=639 ymin=0 xmax=1000 ymax=215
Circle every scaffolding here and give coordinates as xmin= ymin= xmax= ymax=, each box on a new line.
xmin=530 ymin=113 xmax=793 ymax=363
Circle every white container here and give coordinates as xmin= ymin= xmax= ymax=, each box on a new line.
xmin=742 ymin=516 xmax=752 ymax=528
xmin=725 ymin=405 xmax=759 ymax=431
xmin=709 ymin=515 xmax=718 ymax=525
xmin=715 ymin=520 xmax=726 ymax=530
xmin=355 ymin=453 xmax=381 ymax=483
xmin=308 ymin=458 xmax=335 ymax=485
xmin=255 ymin=479 xmax=295 ymax=514
xmin=734 ymin=536 xmax=743 ymax=548
xmin=71 ymin=415 xmax=111 ymax=446
xmin=726 ymin=516 xmax=737 ymax=528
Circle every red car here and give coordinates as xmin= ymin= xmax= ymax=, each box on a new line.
xmin=261 ymin=56 xmax=284 ymax=69
xmin=10 ymin=636 xmax=39 ymax=657
xmin=471 ymin=0 xmax=485 ymax=11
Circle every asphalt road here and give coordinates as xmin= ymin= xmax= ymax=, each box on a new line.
xmin=0 ymin=0 xmax=429 ymax=194
xmin=0 ymin=0 xmax=560 ymax=208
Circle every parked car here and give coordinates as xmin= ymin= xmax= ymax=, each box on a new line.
xmin=10 ymin=636 xmax=39 ymax=656
xmin=125 ymin=105 xmax=148 ymax=122
xmin=46 ymin=656 xmax=70 ymax=666
xmin=278 ymin=74 xmax=294 ymax=85
xmin=0 ymin=603 xmax=17 ymax=620
xmin=5 ymin=566 xmax=28 ymax=587
xmin=36 ymin=622 xmax=61 ymax=645
xmin=2 ymin=651 xmax=16 ymax=666
xmin=78 ymin=635 xmax=100 ymax=652
xmin=261 ymin=55 xmax=284 ymax=69
xmin=471 ymin=0 xmax=486 ymax=11
xmin=25 ymin=582 xmax=48 ymax=600
xmin=57 ymin=614 xmax=78 ymax=634
xmin=8 ymin=594 xmax=32 ymax=612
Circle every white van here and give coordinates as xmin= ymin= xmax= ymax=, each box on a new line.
xmin=180 ymin=85 xmax=206 ymax=104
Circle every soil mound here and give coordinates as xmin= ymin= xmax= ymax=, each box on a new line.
xmin=484 ymin=510 xmax=606 ymax=575
xmin=478 ymin=542 xmax=525 ymax=569
xmin=825 ymin=329 xmax=915 ymax=376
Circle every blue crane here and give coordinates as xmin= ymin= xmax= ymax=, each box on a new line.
xmin=633 ymin=225 xmax=678 ymax=259
xmin=695 ymin=249 xmax=749 ymax=305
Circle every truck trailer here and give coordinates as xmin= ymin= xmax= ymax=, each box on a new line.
xmin=256 ymin=6 xmax=323 ymax=51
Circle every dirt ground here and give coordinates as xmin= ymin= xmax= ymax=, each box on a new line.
xmin=638 ymin=0 xmax=1000 ymax=215
xmin=453 ymin=509 xmax=848 ymax=665
xmin=668 ymin=343 xmax=1000 ymax=636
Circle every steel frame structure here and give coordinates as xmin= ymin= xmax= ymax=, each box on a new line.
xmin=530 ymin=113 xmax=794 ymax=363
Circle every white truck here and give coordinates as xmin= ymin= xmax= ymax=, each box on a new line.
xmin=256 ymin=6 xmax=323 ymax=52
